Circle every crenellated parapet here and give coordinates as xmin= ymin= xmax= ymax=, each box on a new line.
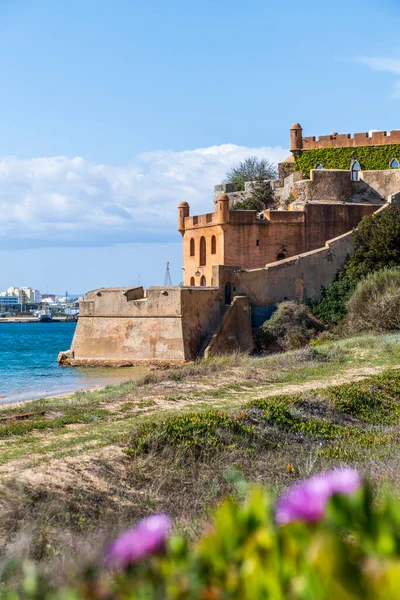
xmin=291 ymin=124 xmax=400 ymax=152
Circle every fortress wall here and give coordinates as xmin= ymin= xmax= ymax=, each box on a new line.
xmin=70 ymin=287 xmax=187 ymax=365
xmin=70 ymin=315 xmax=186 ymax=365
xmin=182 ymin=201 xmax=379 ymax=284
xmin=360 ymin=169 xmax=400 ymax=200
xmin=231 ymin=232 xmax=355 ymax=306
xmin=223 ymin=203 xmax=377 ymax=270
xmin=181 ymin=287 xmax=222 ymax=358
xmin=280 ymin=170 xmax=385 ymax=205
xmin=223 ymin=204 xmax=387 ymax=307
xmin=306 ymin=170 xmax=354 ymax=202
xmin=80 ymin=287 xmax=183 ymax=318
xmin=302 ymin=130 xmax=400 ymax=150
xmin=182 ymin=223 xmax=225 ymax=286
xmin=223 ymin=218 xmax=306 ymax=268
xmin=204 ymin=296 xmax=254 ymax=358
xmin=304 ymin=203 xmax=378 ymax=247
xmin=69 ymin=286 xmax=222 ymax=365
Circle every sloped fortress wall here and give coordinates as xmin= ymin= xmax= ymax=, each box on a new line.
xmin=214 ymin=205 xmax=388 ymax=307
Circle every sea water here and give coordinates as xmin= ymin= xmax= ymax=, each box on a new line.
xmin=0 ymin=322 xmax=148 ymax=404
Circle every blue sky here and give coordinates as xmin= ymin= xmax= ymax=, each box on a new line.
xmin=0 ymin=0 xmax=399 ymax=293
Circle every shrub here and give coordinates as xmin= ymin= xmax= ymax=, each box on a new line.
xmin=346 ymin=267 xmax=400 ymax=332
xmin=6 ymin=472 xmax=400 ymax=599
xmin=231 ymin=196 xmax=265 ymax=211
xmin=256 ymin=301 xmax=325 ymax=351
xmin=126 ymin=411 xmax=255 ymax=456
xmin=311 ymin=206 xmax=400 ymax=324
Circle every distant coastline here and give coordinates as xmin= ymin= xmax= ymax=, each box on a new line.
xmin=0 ymin=317 xmax=73 ymax=323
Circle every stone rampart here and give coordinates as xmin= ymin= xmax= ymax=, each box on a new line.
xmin=213 ymin=204 xmax=388 ymax=307
xmin=276 ymin=169 xmax=389 ymax=205
xmin=301 ymin=130 xmax=400 ymax=150
xmin=204 ymin=296 xmax=254 ymax=358
xmin=65 ymin=286 xmax=222 ymax=366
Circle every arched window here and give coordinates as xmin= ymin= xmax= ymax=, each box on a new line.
xmin=190 ymin=277 xmax=195 ymax=286
xmin=190 ymin=238 xmax=195 ymax=256
xmin=316 ymin=164 xmax=323 ymax=169
xmin=199 ymin=236 xmax=206 ymax=266
xmin=200 ymin=276 xmax=206 ymax=287
xmin=211 ymin=235 xmax=216 ymax=254
xmin=351 ymin=160 xmax=361 ymax=181
xmin=390 ymin=158 xmax=400 ymax=169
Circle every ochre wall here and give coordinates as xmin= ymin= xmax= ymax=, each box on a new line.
xmin=223 ymin=232 xmax=355 ymax=306
xmin=180 ymin=288 xmax=222 ymax=358
xmin=210 ymin=204 xmax=389 ymax=307
xmin=69 ymin=286 xmax=222 ymax=365
xmin=301 ymin=130 xmax=400 ymax=150
xmin=71 ymin=315 xmax=186 ymax=365
xmin=182 ymin=222 xmax=225 ymax=287
xmin=182 ymin=203 xmax=378 ymax=278
xmin=205 ymin=296 xmax=254 ymax=357
xmin=223 ymin=212 xmax=305 ymax=268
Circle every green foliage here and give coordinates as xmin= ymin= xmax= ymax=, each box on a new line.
xmin=225 ymin=156 xmax=277 ymax=209
xmin=311 ymin=277 xmax=356 ymax=325
xmin=254 ymin=397 xmax=349 ymax=439
xmin=256 ymin=301 xmax=325 ymax=351
xmin=347 ymin=268 xmax=400 ymax=332
xmin=231 ymin=196 xmax=265 ymax=211
xmin=311 ymin=207 xmax=400 ymax=324
xmin=295 ymin=144 xmax=400 ymax=178
xmin=326 ymin=371 xmax=400 ymax=424
xmin=6 ymin=482 xmax=400 ymax=599
xmin=126 ymin=410 xmax=255 ymax=456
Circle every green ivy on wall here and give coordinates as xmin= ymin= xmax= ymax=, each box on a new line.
xmin=294 ymin=144 xmax=400 ymax=178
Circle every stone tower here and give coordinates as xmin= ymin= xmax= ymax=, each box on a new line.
xmin=290 ymin=122 xmax=303 ymax=152
xmin=217 ymin=193 xmax=229 ymax=224
xmin=178 ymin=201 xmax=189 ymax=234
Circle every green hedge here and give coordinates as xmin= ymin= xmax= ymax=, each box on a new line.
xmin=295 ymin=144 xmax=400 ymax=178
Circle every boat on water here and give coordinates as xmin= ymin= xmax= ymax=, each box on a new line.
xmin=37 ymin=310 xmax=53 ymax=322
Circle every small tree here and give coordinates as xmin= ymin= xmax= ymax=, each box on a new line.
xmin=225 ymin=157 xmax=277 ymax=210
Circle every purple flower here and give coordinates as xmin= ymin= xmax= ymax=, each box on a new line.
xmin=106 ymin=514 xmax=172 ymax=569
xmin=275 ymin=468 xmax=361 ymax=525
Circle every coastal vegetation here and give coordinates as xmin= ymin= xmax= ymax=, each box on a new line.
xmin=311 ymin=206 xmax=400 ymax=325
xmin=1 ymin=333 xmax=400 ymax=596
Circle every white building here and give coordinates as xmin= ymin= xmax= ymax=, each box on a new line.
xmin=0 ymin=295 xmax=19 ymax=307
xmin=2 ymin=287 xmax=42 ymax=304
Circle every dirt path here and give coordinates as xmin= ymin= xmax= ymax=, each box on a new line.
xmin=0 ymin=363 xmax=393 ymax=489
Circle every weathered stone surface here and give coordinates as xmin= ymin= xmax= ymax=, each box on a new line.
xmin=57 ymin=350 xmax=74 ymax=365
xmin=205 ymin=296 xmax=253 ymax=357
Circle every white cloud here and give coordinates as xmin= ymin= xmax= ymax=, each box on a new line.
xmin=355 ymin=56 xmax=400 ymax=75
xmin=354 ymin=55 xmax=400 ymax=98
xmin=0 ymin=144 xmax=289 ymax=249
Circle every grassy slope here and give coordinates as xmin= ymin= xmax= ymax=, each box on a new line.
xmin=1 ymin=332 xmax=400 ymax=573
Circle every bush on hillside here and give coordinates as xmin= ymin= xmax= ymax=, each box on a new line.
xmin=311 ymin=206 xmax=400 ymax=325
xmin=256 ymin=301 xmax=325 ymax=351
xmin=346 ymin=267 xmax=400 ymax=332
